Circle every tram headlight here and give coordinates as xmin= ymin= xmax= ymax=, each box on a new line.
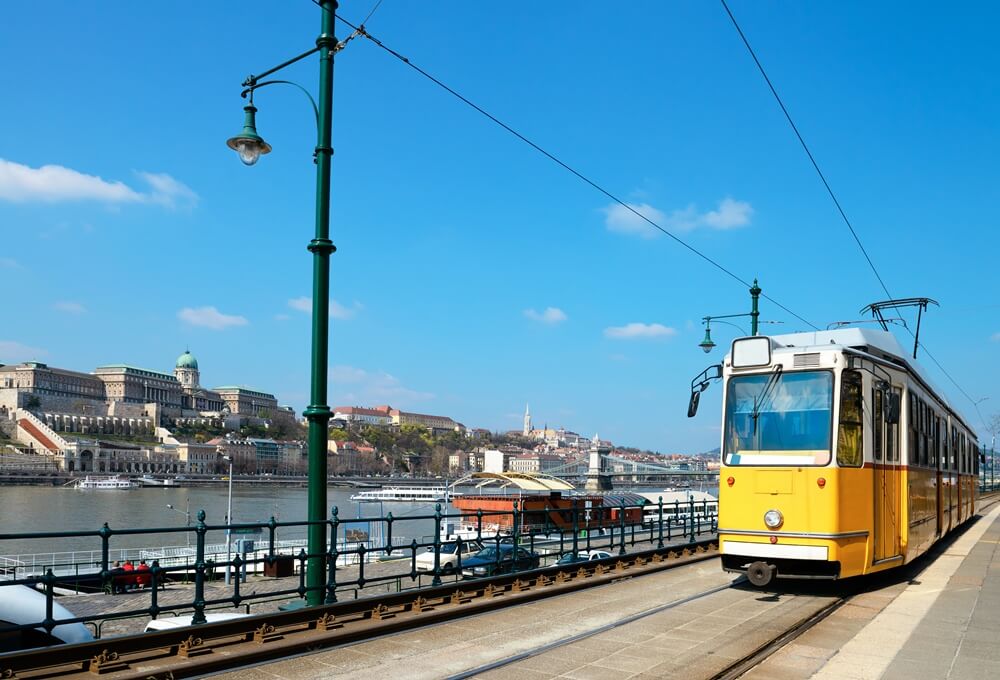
xmin=763 ymin=509 xmax=783 ymax=529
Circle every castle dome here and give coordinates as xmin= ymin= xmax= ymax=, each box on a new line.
xmin=176 ymin=350 xmax=199 ymax=370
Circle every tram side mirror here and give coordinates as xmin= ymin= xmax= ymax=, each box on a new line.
xmin=687 ymin=390 xmax=701 ymax=418
xmin=885 ymin=393 xmax=900 ymax=425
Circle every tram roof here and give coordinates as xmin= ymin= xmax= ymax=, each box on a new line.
xmin=748 ymin=327 xmax=974 ymax=435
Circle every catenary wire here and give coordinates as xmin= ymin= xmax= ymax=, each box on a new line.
xmin=720 ymin=0 xmax=987 ymax=429
xmin=317 ymin=5 xmax=818 ymax=330
xmin=720 ymin=0 xmax=893 ymax=302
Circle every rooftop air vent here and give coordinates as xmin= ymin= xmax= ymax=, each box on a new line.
xmin=794 ymin=352 xmax=821 ymax=368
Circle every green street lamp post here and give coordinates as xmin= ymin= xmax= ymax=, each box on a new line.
xmin=698 ymin=279 xmax=764 ymax=353
xmin=228 ymin=0 xmax=338 ymax=606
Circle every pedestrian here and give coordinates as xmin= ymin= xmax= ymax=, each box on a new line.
xmin=136 ymin=560 xmax=151 ymax=590
xmin=110 ymin=561 xmax=125 ymax=595
xmin=122 ymin=560 xmax=135 ymax=591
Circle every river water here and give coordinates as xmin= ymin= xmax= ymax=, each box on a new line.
xmin=0 ymin=485 xmax=453 ymax=558
xmin=0 ymin=483 xmax=716 ymax=560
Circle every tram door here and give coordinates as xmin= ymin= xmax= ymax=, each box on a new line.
xmin=873 ymin=388 xmax=902 ymax=562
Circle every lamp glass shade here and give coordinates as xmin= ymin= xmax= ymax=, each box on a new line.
xmin=226 ymin=104 xmax=272 ymax=166
xmin=698 ymin=328 xmax=716 ymax=354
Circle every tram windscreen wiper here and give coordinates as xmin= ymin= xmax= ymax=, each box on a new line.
xmin=750 ymin=366 xmax=783 ymax=439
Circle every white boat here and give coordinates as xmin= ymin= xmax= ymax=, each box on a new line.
xmin=138 ymin=475 xmax=177 ymax=487
xmin=75 ymin=475 xmax=140 ymax=490
xmin=349 ymin=486 xmax=460 ymax=503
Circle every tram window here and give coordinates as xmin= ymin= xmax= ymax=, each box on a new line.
xmin=951 ymin=427 xmax=958 ymax=471
xmin=918 ymin=401 xmax=927 ymax=467
xmin=872 ymin=389 xmax=883 ymax=463
xmin=959 ymin=433 xmax=966 ymax=473
xmin=931 ymin=416 xmax=939 ymax=468
xmin=837 ymin=371 xmax=863 ymax=467
xmin=908 ymin=395 xmax=919 ymax=468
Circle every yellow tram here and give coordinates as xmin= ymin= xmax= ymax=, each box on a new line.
xmin=691 ymin=328 xmax=979 ymax=587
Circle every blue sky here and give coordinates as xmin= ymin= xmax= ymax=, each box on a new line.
xmin=2 ymin=1 xmax=999 ymax=453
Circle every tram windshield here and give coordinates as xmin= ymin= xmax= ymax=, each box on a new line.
xmin=724 ymin=370 xmax=833 ymax=466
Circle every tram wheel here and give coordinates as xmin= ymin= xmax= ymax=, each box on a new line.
xmin=747 ymin=561 xmax=775 ymax=587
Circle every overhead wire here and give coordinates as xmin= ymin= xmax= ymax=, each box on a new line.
xmin=720 ymin=0 xmax=987 ymax=430
xmin=320 ymin=6 xmax=818 ymax=331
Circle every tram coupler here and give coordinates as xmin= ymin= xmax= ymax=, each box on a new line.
xmin=747 ymin=561 xmax=776 ymax=587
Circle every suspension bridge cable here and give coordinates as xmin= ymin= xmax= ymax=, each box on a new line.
xmin=322 ymin=5 xmax=819 ymax=331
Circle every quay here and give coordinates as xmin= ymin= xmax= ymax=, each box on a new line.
xmin=208 ymin=505 xmax=1000 ymax=679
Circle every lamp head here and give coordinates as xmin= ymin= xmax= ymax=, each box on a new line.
xmin=226 ymin=104 xmax=272 ymax=166
xmin=698 ymin=326 xmax=716 ymax=354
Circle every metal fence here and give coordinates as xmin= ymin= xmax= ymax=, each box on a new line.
xmin=0 ymin=495 xmax=717 ymax=644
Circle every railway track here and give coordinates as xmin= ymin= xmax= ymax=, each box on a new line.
xmin=0 ymin=540 xmax=719 ymax=679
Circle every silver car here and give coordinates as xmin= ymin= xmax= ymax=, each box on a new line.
xmin=415 ymin=539 xmax=484 ymax=574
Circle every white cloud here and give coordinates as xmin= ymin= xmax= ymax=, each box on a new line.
xmin=524 ymin=307 xmax=568 ymax=324
xmin=0 ymin=340 xmax=47 ymax=363
xmin=53 ymin=301 xmax=86 ymax=315
xmin=288 ymin=297 xmax=363 ymax=320
xmin=992 ymin=332 xmax=1000 ymax=342
xmin=0 ymin=258 xmax=21 ymax=269
xmin=331 ymin=300 xmax=363 ymax=320
xmin=288 ymin=297 xmax=312 ymax=313
xmin=603 ymin=202 xmax=666 ymax=238
xmin=331 ymin=365 xmax=434 ymax=405
xmin=177 ymin=306 xmax=248 ymax=330
xmin=702 ymin=197 xmax=753 ymax=229
xmin=604 ymin=323 xmax=677 ymax=340
xmin=136 ymin=171 xmax=199 ymax=209
xmin=0 ymin=158 xmax=197 ymax=208
xmin=603 ymin=197 xmax=752 ymax=236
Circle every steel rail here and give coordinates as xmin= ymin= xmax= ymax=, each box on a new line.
xmin=0 ymin=540 xmax=718 ymax=679
xmin=446 ymin=579 xmax=738 ymax=680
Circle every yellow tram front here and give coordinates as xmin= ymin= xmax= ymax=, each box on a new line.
xmin=711 ymin=333 xmax=896 ymax=587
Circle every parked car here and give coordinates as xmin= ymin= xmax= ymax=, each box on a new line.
xmin=415 ymin=539 xmax=484 ymax=574
xmin=0 ymin=585 xmax=93 ymax=652
xmin=555 ymin=549 xmax=613 ymax=566
xmin=461 ymin=544 xmax=540 ymax=579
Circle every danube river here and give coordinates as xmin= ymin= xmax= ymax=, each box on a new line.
xmin=0 ymin=483 xmax=716 ymax=559
xmin=0 ymin=485 xmax=455 ymax=558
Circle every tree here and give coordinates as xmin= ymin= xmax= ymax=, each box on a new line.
xmin=329 ymin=428 xmax=348 ymax=442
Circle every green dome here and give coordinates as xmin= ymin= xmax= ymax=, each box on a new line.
xmin=176 ymin=351 xmax=198 ymax=370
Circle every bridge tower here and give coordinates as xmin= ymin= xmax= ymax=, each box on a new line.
xmin=585 ymin=432 xmax=613 ymax=491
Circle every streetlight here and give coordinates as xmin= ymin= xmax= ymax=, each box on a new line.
xmin=228 ymin=0 xmax=336 ymax=606
xmin=223 ymin=455 xmax=235 ymax=585
xmin=166 ymin=499 xmax=191 ymax=548
xmin=698 ymin=279 xmax=764 ymax=353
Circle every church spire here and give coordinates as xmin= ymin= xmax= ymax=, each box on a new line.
xmin=523 ymin=403 xmax=532 ymax=437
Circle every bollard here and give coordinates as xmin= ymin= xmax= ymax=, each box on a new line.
xmin=297 ymin=548 xmax=308 ymax=599
xmin=43 ymin=569 xmax=55 ymax=635
xmin=231 ymin=554 xmax=243 ymax=606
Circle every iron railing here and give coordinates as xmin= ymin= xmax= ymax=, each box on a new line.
xmin=0 ymin=495 xmax=717 ymax=645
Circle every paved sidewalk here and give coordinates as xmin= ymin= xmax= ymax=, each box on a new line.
xmin=747 ymin=503 xmax=1000 ymax=680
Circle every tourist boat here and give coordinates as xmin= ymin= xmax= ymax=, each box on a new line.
xmin=137 ymin=475 xmax=177 ymax=487
xmin=349 ymin=486 xmax=459 ymax=503
xmin=74 ymin=475 xmax=140 ymax=490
